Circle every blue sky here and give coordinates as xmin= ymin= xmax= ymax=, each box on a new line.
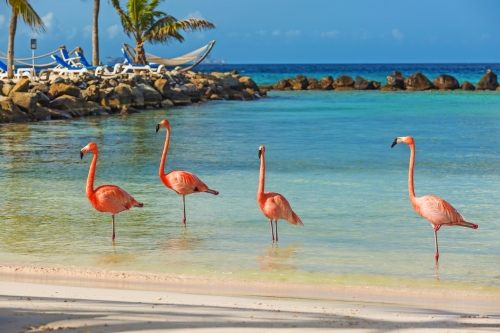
xmin=0 ymin=0 xmax=499 ymax=64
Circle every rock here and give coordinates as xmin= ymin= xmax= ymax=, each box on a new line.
xmin=170 ymin=89 xmax=192 ymax=105
xmin=49 ymin=95 xmax=102 ymax=117
xmin=36 ymin=92 xmax=50 ymax=107
xmin=32 ymin=105 xmax=51 ymax=121
xmin=82 ymin=85 xmax=99 ymax=102
xmin=9 ymin=78 xmax=30 ymax=94
xmin=307 ymin=82 xmax=322 ymax=90
xmin=291 ymin=75 xmax=309 ymax=90
xmin=209 ymin=94 xmax=224 ymax=100
xmin=108 ymin=83 xmax=133 ymax=110
xmin=220 ymin=75 xmax=242 ymax=90
xmin=181 ymin=83 xmax=202 ymax=101
xmin=160 ymin=99 xmax=174 ymax=108
xmin=404 ymin=72 xmax=434 ymax=91
xmin=239 ymin=76 xmax=260 ymax=92
xmin=137 ymin=83 xmax=162 ymax=106
xmin=154 ymin=78 xmax=173 ymax=99
xmin=48 ymin=83 xmax=81 ymax=99
xmin=385 ymin=73 xmax=405 ymax=89
xmin=274 ymin=79 xmax=291 ymax=90
xmin=29 ymin=82 xmax=49 ymax=94
xmin=96 ymin=91 xmax=110 ymax=110
xmin=2 ymin=83 xmax=14 ymax=96
xmin=497 ymin=86 xmax=500 ymax=92
xmin=120 ymin=106 xmax=140 ymax=115
xmin=334 ymin=75 xmax=355 ymax=90
xmin=319 ymin=76 xmax=334 ymax=90
xmin=50 ymin=77 xmax=66 ymax=85
xmin=130 ymin=87 xmax=144 ymax=108
xmin=476 ymin=70 xmax=499 ymax=90
xmin=47 ymin=108 xmax=73 ymax=119
xmin=354 ymin=76 xmax=380 ymax=90
xmin=0 ymin=96 xmax=29 ymax=123
xmin=433 ymin=74 xmax=459 ymax=90
xmin=461 ymin=81 xmax=475 ymax=91
xmin=9 ymin=92 xmax=38 ymax=113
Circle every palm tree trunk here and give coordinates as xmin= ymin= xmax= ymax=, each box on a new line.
xmin=7 ymin=8 xmax=18 ymax=79
xmin=92 ymin=0 xmax=100 ymax=65
xmin=135 ymin=41 xmax=147 ymax=64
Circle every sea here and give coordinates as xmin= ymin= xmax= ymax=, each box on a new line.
xmin=1 ymin=63 xmax=500 ymax=292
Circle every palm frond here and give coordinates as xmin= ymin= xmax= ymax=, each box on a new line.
xmin=7 ymin=0 xmax=45 ymax=32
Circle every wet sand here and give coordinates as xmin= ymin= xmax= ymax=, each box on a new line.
xmin=1 ymin=265 xmax=500 ymax=332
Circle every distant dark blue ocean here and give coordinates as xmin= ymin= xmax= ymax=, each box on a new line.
xmin=196 ymin=63 xmax=500 ymax=86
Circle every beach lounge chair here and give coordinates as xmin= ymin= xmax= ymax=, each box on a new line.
xmin=0 ymin=59 xmax=51 ymax=81
xmin=120 ymin=48 xmax=165 ymax=74
xmin=75 ymin=51 xmax=122 ymax=76
xmin=51 ymin=54 xmax=102 ymax=76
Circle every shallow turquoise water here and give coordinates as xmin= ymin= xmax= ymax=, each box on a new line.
xmin=1 ymin=90 xmax=500 ymax=289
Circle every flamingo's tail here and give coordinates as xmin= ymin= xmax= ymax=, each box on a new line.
xmin=457 ymin=221 xmax=478 ymax=229
xmin=291 ymin=212 xmax=303 ymax=226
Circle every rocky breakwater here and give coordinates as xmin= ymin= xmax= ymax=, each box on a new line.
xmin=265 ymin=70 xmax=500 ymax=92
xmin=0 ymin=70 xmax=263 ymax=124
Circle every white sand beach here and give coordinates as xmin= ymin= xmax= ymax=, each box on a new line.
xmin=1 ymin=266 xmax=500 ymax=332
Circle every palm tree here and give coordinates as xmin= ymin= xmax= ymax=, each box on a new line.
xmin=92 ymin=0 xmax=100 ymax=65
xmin=111 ymin=0 xmax=216 ymax=64
xmin=5 ymin=0 xmax=45 ymax=79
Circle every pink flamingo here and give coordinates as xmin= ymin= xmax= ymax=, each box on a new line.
xmin=257 ymin=145 xmax=303 ymax=242
xmin=81 ymin=142 xmax=143 ymax=241
xmin=156 ymin=119 xmax=219 ymax=225
xmin=391 ymin=136 xmax=478 ymax=261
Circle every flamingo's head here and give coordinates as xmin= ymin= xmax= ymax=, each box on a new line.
xmin=81 ymin=142 xmax=98 ymax=159
xmin=258 ymin=145 xmax=266 ymax=159
xmin=391 ymin=136 xmax=414 ymax=148
xmin=156 ymin=119 xmax=170 ymax=133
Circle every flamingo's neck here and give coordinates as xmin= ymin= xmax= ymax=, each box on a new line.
xmin=408 ymin=142 xmax=416 ymax=203
xmin=159 ymin=127 xmax=170 ymax=178
xmin=86 ymin=150 xmax=97 ymax=198
xmin=258 ymin=153 xmax=265 ymax=196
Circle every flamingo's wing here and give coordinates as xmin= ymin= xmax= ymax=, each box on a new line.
xmin=269 ymin=192 xmax=297 ymax=224
xmin=93 ymin=185 xmax=137 ymax=213
xmin=418 ymin=195 xmax=465 ymax=225
xmin=164 ymin=170 xmax=205 ymax=195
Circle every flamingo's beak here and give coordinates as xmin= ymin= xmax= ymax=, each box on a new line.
xmin=391 ymin=138 xmax=398 ymax=148
xmin=156 ymin=124 xmax=160 ymax=133
xmin=80 ymin=151 xmax=85 ymax=159
xmin=258 ymin=149 xmax=262 ymax=159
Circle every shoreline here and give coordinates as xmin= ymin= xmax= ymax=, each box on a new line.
xmin=1 ymin=264 xmax=500 ymax=311
xmin=1 ymin=266 xmax=500 ymax=332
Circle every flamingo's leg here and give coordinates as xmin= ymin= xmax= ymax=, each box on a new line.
xmin=275 ymin=220 xmax=278 ymax=242
xmin=269 ymin=219 xmax=274 ymax=242
xmin=111 ymin=215 xmax=116 ymax=241
xmin=182 ymin=195 xmax=186 ymax=226
xmin=433 ymin=225 xmax=440 ymax=262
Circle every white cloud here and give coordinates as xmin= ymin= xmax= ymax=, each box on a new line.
xmin=42 ymin=12 xmax=53 ymax=29
xmin=256 ymin=30 xmax=267 ymax=35
xmin=285 ymin=30 xmax=301 ymax=37
xmin=392 ymin=29 xmax=404 ymax=40
xmin=185 ymin=11 xmax=204 ymax=20
xmin=272 ymin=30 xmax=281 ymax=36
xmin=321 ymin=30 xmax=339 ymax=38
xmin=107 ymin=24 xmax=120 ymax=39
xmin=83 ymin=25 xmax=92 ymax=38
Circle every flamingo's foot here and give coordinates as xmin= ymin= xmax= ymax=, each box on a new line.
xmin=214 ymin=191 xmax=219 ymax=195
xmin=472 ymin=224 xmax=479 ymax=229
